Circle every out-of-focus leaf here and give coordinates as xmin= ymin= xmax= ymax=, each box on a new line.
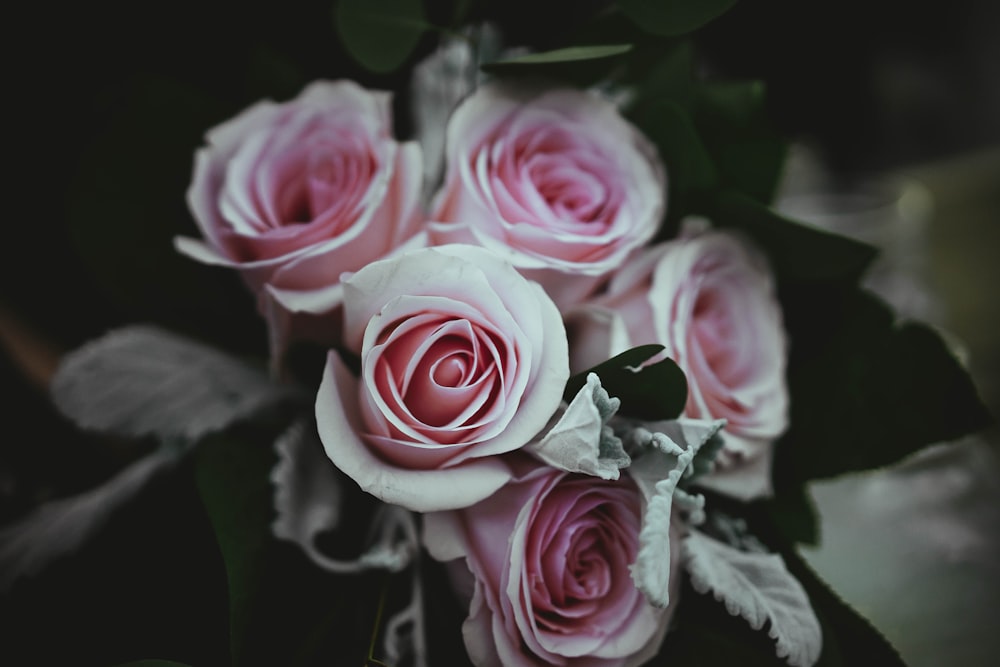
xmin=51 ymin=325 xmax=303 ymax=443
xmin=196 ymin=434 xmax=275 ymax=667
xmin=619 ymin=0 xmax=738 ymax=37
xmin=713 ymin=191 xmax=878 ymax=285
xmin=773 ymin=288 xmax=992 ymax=487
xmin=334 ymin=0 xmax=429 ymax=73
xmin=111 ymin=661 xmax=196 ymax=667
xmin=482 ymin=44 xmax=635 ymax=87
xmin=0 ymin=447 xmax=182 ymax=592
xmin=634 ymin=101 xmax=718 ymax=193
xmin=694 ymin=80 xmax=789 ymax=203
xmin=627 ymin=40 xmax=696 ymax=112
xmin=760 ymin=484 xmax=820 ymax=547
xmin=196 ymin=431 xmax=402 ymax=667
xmin=482 ymin=43 xmax=632 ymax=69
xmin=565 ymin=344 xmax=688 ymax=420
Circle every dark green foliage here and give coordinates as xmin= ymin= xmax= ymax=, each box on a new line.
xmin=565 ymin=344 xmax=689 ymax=420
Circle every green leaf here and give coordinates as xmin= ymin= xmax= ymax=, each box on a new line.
xmin=481 ymin=44 xmax=634 ymax=87
xmin=195 ymin=433 xmax=276 ymax=667
xmin=333 ymin=0 xmax=429 ymax=73
xmin=760 ymin=484 xmax=820 ymax=547
xmin=694 ymin=80 xmax=789 ymax=203
xmin=628 ymin=40 xmax=696 ymax=111
xmin=195 ymin=430 xmax=394 ymax=667
xmin=565 ymin=344 xmax=688 ymax=420
xmin=618 ymin=0 xmax=738 ymax=37
xmin=713 ymin=191 xmax=878 ymax=285
xmin=633 ymin=101 xmax=718 ymax=193
xmin=773 ymin=288 xmax=993 ymax=487
xmin=483 ymin=43 xmax=633 ymax=69
xmin=111 ymin=661 xmax=196 ymax=667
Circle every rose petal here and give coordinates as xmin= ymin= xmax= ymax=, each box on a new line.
xmin=316 ymin=352 xmax=513 ymax=512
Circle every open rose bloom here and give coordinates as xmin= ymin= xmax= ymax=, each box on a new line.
xmin=425 ymin=460 xmax=680 ymax=667
xmin=431 ymin=83 xmax=665 ymax=307
xmin=315 ymin=245 xmax=570 ymax=512
xmin=176 ymin=80 xmax=424 ymax=357
xmin=570 ymin=229 xmax=789 ymax=499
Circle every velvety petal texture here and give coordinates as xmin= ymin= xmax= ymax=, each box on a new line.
xmin=572 ymin=229 xmax=789 ymax=498
xmin=316 ymin=245 xmax=570 ymax=511
xmin=424 ymin=461 xmax=679 ymax=666
xmin=178 ymin=80 xmax=424 ymax=351
xmin=431 ymin=82 xmax=665 ymax=307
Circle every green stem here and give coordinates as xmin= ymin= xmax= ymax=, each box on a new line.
xmin=365 ymin=576 xmax=392 ymax=667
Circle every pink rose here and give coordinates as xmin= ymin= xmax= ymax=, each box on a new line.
xmin=424 ymin=461 xmax=679 ymax=666
xmin=315 ymin=245 xmax=569 ymax=512
xmin=570 ymin=229 xmax=789 ymax=498
xmin=175 ymin=80 xmax=424 ymax=353
xmin=431 ymin=83 xmax=665 ymax=307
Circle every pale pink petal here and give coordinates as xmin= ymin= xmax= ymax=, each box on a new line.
xmin=316 ymin=353 xmax=513 ymax=512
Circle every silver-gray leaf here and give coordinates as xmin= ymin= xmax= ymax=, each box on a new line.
xmin=683 ymin=530 xmax=823 ymax=667
xmin=51 ymin=325 xmax=303 ymax=443
xmin=0 ymin=447 xmax=181 ymax=591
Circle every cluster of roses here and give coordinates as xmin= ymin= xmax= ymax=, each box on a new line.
xmin=178 ymin=79 xmax=790 ymax=666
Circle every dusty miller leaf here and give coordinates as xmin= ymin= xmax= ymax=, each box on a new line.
xmin=526 ymin=372 xmax=630 ymax=480
xmin=624 ymin=417 xmax=724 ymax=606
xmin=270 ymin=419 xmax=344 ymax=567
xmin=51 ymin=325 xmax=302 ymax=443
xmin=271 ymin=418 xmax=418 ymax=573
xmin=683 ymin=530 xmax=823 ymax=667
xmin=0 ymin=446 xmax=182 ymax=591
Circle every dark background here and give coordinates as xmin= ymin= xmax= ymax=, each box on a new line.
xmin=2 ymin=1 xmax=998 ymax=664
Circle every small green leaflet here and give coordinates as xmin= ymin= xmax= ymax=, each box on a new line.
xmin=564 ymin=344 xmax=688 ymax=420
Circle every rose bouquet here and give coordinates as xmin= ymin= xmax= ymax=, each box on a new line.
xmin=1 ymin=1 xmax=991 ymax=666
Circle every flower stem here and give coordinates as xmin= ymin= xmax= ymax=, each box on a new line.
xmin=364 ymin=575 xmax=392 ymax=667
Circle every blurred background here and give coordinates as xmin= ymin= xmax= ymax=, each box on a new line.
xmin=2 ymin=1 xmax=998 ymax=665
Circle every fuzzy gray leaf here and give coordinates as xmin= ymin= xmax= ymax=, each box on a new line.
xmin=270 ymin=419 xmax=345 ymax=566
xmin=271 ymin=419 xmax=418 ymax=573
xmin=0 ymin=447 xmax=181 ymax=591
xmin=51 ymin=325 xmax=302 ymax=442
xmin=527 ymin=373 xmax=629 ymax=480
xmin=683 ymin=530 xmax=823 ymax=667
